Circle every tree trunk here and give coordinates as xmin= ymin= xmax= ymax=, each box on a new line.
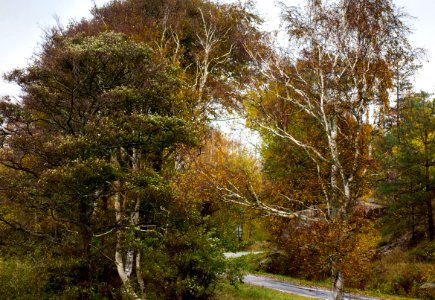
xmin=77 ymin=199 xmax=94 ymax=286
xmin=78 ymin=200 xmax=93 ymax=258
xmin=328 ymin=116 xmax=341 ymax=220
xmin=426 ymin=196 xmax=434 ymax=241
xmin=411 ymin=202 xmax=416 ymax=241
xmin=114 ymin=184 xmax=141 ymax=300
xmin=113 ymin=148 xmax=147 ymax=299
xmin=136 ymin=252 xmax=147 ymax=299
xmin=424 ymin=129 xmax=434 ymax=240
xmin=332 ymin=267 xmax=345 ymax=300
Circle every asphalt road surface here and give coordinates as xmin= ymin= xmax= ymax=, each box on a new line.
xmin=243 ymin=274 xmax=381 ymax=300
xmin=224 ymin=251 xmax=263 ymax=258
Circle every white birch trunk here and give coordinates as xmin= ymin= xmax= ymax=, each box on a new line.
xmin=124 ymin=250 xmax=134 ymax=277
xmin=332 ymin=269 xmax=345 ymax=300
xmin=136 ymin=252 xmax=146 ymax=299
xmin=114 ymin=182 xmax=141 ymax=300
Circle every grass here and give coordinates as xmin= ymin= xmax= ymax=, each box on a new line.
xmin=0 ymin=257 xmax=49 ymax=299
xmin=215 ymin=282 xmax=316 ymax=300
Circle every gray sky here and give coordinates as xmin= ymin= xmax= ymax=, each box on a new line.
xmin=1 ymin=0 xmax=435 ymax=97
xmin=0 ymin=0 xmax=109 ymax=97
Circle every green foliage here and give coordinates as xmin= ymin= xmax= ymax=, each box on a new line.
xmin=131 ymin=227 xmax=236 ymax=300
xmin=408 ymin=240 xmax=435 ymax=262
xmin=43 ymin=256 xmax=120 ymax=299
xmin=0 ymin=29 xmax=194 ymax=260
xmin=0 ymin=25 xmax=204 ymax=300
xmin=0 ymin=254 xmax=121 ymax=299
xmin=376 ymin=92 xmax=435 ymax=241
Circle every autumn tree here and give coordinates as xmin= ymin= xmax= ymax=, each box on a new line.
xmin=73 ymin=0 xmax=262 ymax=118
xmin=237 ymin=0 xmax=416 ymax=298
xmin=173 ymin=129 xmax=270 ymax=250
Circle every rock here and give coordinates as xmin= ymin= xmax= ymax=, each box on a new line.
xmin=419 ymin=283 xmax=435 ymax=299
xmin=420 ymin=283 xmax=435 ymax=290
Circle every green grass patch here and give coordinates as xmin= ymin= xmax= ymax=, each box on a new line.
xmin=215 ymin=282 xmax=316 ymax=299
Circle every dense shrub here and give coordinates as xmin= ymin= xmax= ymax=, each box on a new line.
xmin=0 ymin=254 xmax=123 ymax=299
xmin=136 ymin=227 xmax=241 ymax=300
xmin=265 ymin=216 xmax=378 ymax=289
xmin=0 ymin=228 xmax=238 ymax=300
xmin=0 ymin=258 xmax=49 ymax=299
xmin=367 ymin=248 xmax=435 ymax=298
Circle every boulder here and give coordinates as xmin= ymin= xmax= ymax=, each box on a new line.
xmin=419 ymin=282 xmax=435 ymax=299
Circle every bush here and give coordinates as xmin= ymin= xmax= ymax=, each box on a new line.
xmin=0 ymin=255 xmax=121 ymax=299
xmin=265 ymin=217 xmax=379 ymax=289
xmin=0 ymin=257 xmax=50 ymax=299
xmin=43 ymin=256 xmax=121 ymax=299
xmin=137 ymin=227 xmax=239 ymax=299
xmin=0 ymin=228 xmax=233 ymax=300
xmin=368 ymin=249 xmax=435 ymax=298
xmin=409 ymin=240 xmax=435 ymax=262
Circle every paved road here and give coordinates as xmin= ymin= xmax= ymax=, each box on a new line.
xmin=224 ymin=252 xmax=381 ymax=299
xmin=224 ymin=251 xmax=263 ymax=258
xmin=243 ymin=274 xmax=381 ymax=300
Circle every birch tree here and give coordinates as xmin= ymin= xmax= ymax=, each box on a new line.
xmin=88 ymin=0 xmax=262 ymax=117
xmin=243 ymin=0 xmax=415 ymax=298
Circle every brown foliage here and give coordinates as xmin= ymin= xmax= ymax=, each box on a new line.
xmin=268 ymin=215 xmax=379 ymax=289
xmin=68 ymin=0 xmax=263 ymax=113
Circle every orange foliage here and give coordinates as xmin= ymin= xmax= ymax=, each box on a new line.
xmin=268 ymin=214 xmax=379 ymax=289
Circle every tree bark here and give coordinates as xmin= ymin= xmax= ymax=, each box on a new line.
xmin=424 ymin=129 xmax=434 ymax=240
xmin=77 ymin=198 xmax=94 ymax=286
xmin=332 ymin=267 xmax=345 ymax=300
xmin=114 ymin=184 xmax=141 ymax=300
xmin=426 ymin=197 xmax=434 ymax=241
